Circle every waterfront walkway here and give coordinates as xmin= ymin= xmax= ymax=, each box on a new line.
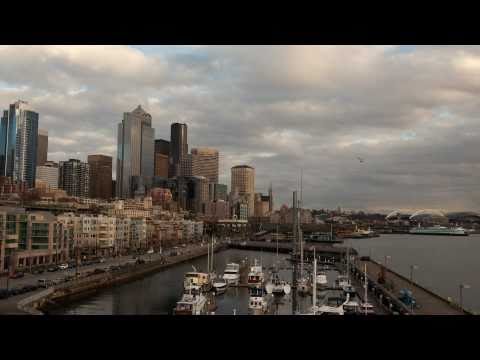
xmin=356 ymin=259 xmax=465 ymax=315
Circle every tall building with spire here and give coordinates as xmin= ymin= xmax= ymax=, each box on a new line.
xmin=0 ymin=100 xmax=39 ymax=188
xmin=116 ymin=105 xmax=155 ymax=198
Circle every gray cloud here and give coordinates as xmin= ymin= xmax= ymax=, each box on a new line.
xmin=1 ymin=45 xmax=480 ymax=213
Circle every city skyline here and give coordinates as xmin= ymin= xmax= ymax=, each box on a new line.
xmin=1 ymin=45 xmax=480 ymax=211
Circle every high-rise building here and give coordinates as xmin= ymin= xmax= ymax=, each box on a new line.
xmin=0 ymin=100 xmax=39 ymax=188
xmin=208 ymin=183 xmax=228 ymax=202
xmin=268 ymin=183 xmax=273 ymax=213
xmin=35 ymin=161 xmax=59 ymax=191
xmin=231 ymin=165 xmax=255 ymax=217
xmin=59 ymin=159 xmax=90 ymax=198
xmin=169 ymin=123 xmax=188 ymax=178
xmin=154 ymin=139 xmax=169 ymax=178
xmin=116 ymin=105 xmax=155 ymax=198
xmin=36 ymin=129 xmax=48 ymax=166
xmin=191 ymin=147 xmax=219 ymax=184
xmin=88 ymin=154 xmax=112 ymax=200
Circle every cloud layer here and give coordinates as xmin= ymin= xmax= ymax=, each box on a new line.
xmin=1 ymin=45 xmax=480 ymax=212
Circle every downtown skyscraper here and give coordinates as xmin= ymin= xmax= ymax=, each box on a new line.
xmin=0 ymin=100 xmax=39 ymax=188
xmin=169 ymin=123 xmax=188 ymax=178
xmin=116 ymin=105 xmax=154 ymax=198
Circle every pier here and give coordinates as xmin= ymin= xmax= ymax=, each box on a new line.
xmin=227 ymin=240 xmax=353 ymax=260
xmin=350 ymin=259 xmax=469 ymax=315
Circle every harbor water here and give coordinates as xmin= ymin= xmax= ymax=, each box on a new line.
xmin=351 ymin=234 xmax=480 ymax=313
xmin=50 ymin=249 xmax=334 ymax=315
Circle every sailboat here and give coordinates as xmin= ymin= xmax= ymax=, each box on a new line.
xmin=341 ymin=244 xmax=356 ymax=298
xmin=293 ymin=176 xmax=311 ymax=296
xmin=265 ymin=228 xmax=291 ymax=295
xmin=360 ymin=263 xmax=375 ymax=315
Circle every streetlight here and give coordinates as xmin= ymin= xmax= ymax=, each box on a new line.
xmin=384 ymin=255 xmax=391 ymax=268
xmin=410 ymin=265 xmax=419 ymax=284
xmin=459 ymin=283 xmax=471 ymax=309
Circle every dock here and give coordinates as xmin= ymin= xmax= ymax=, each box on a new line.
xmin=350 ymin=259 xmax=468 ymax=315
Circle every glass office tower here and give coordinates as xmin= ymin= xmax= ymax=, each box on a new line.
xmin=116 ymin=105 xmax=155 ymax=198
xmin=0 ymin=100 xmax=38 ymax=188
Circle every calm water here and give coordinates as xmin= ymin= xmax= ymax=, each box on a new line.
xmin=50 ymin=249 xmax=331 ymax=315
xmin=351 ymin=234 xmax=480 ymax=312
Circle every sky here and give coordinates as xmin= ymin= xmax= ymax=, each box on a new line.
xmin=1 ymin=45 xmax=480 ymax=213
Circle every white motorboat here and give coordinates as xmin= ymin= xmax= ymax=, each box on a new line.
xmin=174 ymin=293 xmax=208 ymax=315
xmin=222 ymin=263 xmax=240 ymax=285
xmin=266 ymin=271 xmax=291 ymax=295
xmin=247 ymin=259 xmax=264 ymax=286
xmin=212 ymin=279 xmax=228 ymax=295
xmin=316 ymin=272 xmax=328 ymax=288
xmin=297 ymin=277 xmax=310 ymax=295
xmin=248 ymin=286 xmax=269 ymax=315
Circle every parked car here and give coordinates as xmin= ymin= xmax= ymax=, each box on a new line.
xmin=360 ymin=256 xmax=371 ymax=261
xmin=136 ymin=259 xmax=145 ymax=265
xmin=99 ymin=258 xmax=106 ymax=263
xmin=93 ymin=268 xmax=106 ymax=275
xmin=58 ymin=263 xmax=69 ymax=270
xmin=0 ymin=289 xmax=10 ymax=299
xmin=9 ymin=271 xmax=24 ymax=279
xmin=21 ymin=285 xmax=38 ymax=292
xmin=32 ymin=267 xmax=45 ymax=274
xmin=147 ymin=248 xmax=154 ymax=254
xmin=47 ymin=266 xmax=58 ymax=272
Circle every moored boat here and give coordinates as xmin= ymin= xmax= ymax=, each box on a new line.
xmin=247 ymin=259 xmax=264 ymax=287
xmin=174 ymin=293 xmax=208 ymax=315
xmin=222 ymin=263 xmax=240 ymax=285
xmin=409 ymin=224 xmax=468 ymax=236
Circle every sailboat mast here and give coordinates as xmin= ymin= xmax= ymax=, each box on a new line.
xmin=364 ymin=263 xmax=368 ymax=315
xmin=313 ymin=255 xmax=317 ymax=314
xmin=207 ymin=237 xmax=210 ymax=274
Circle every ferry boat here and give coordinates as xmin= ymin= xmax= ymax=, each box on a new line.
xmin=222 ymin=263 xmax=240 ymax=285
xmin=409 ymin=224 xmax=468 ymax=236
xmin=248 ymin=286 xmax=268 ymax=315
xmin=247 ymin=259 xmax=264 ymax=286
xmin=174 ymin=293 xmax=208 ymax=315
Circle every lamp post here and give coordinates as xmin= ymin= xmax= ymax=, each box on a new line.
xmin=410 ymin=265 xmax=419 ymax=284
xmin=459 ymin=283 xmax=471 ymax=309
xmin=384 ymin=255 xmax=391 ymax=268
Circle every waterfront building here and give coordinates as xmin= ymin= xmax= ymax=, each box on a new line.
xmin=59 ymin=159 xmax=90 ymax=198
xmin=191 ymin=148 xmax=219 ymax=184
xmin=182 ymin=220 xmax=204 ymax=243
xmin=150 ymin=219 xmax=183 ymax=248
xmin=0 ymin=176 xmax=27 ymax=196
xmin=154 ymin=139 xmax=170 ymax=178
xmin=231 ymin=165 xmax=255 ymax=217
xmin=107 ymin=199 xmax=152 ymax=218
xmin=88 ymin=154 xmax=112 ymax=200
xmin=116 ymin=105 xmax=155 ymax=198
xmin=0 ymin=207 xmax=69 ymax=272
xmin=169 ymin=123 xmax=188 ymax=178
xmin=36 ymin=129 xmax=48 ymax=166
xmin=35 ymin=161 xmax=58 ymax=192
xmin=0 ymin=100 xmax=39 ymax=188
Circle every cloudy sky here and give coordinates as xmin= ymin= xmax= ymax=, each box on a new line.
xmin=1 ymin=45 xmax=480 ymax=213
